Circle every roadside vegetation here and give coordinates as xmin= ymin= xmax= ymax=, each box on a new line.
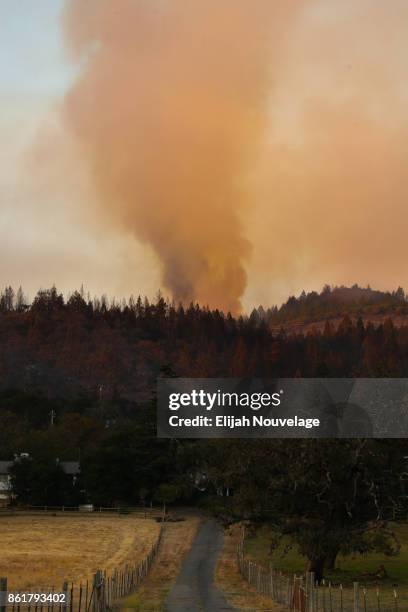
xmin=216 ymin=523 xmax=286 ymax=611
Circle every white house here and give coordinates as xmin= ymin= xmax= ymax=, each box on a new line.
xmin=0 ymin=461 xmax=13 ymax=506
xmin=0 ymin=457 xmax=80 ymax=506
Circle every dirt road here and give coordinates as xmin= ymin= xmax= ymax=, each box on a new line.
xmin=165 ymin=519 xmax=236 ymax=611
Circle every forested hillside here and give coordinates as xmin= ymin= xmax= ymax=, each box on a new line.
xmin=252 ymin=284 xmax=408 ymax=329
xmin=1 ymin=285 xmax=408 ymax=402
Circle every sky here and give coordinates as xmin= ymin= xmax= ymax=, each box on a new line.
xmin=1 ymin=1 xmax=408 ymax=311
xmin=0 ymin=0 xmax=161 ymax=304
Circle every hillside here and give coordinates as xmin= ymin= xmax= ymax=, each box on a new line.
xmin=249 ymin=285 xmax=408 ymax=335
xmin=1 ymin=284 xmax=408 ymax=402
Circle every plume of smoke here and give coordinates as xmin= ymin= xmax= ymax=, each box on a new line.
xmin=61 ymin=0 xmax=302 ymax=312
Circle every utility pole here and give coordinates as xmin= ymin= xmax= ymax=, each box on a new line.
xmin=99 ymin=384 xmax=104 ymax=419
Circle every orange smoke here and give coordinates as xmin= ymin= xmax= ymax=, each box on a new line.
xmin=244 ymin=0 xmax=408 ymax=308
xmin=61 ymin=0 xmax=303 ymax=313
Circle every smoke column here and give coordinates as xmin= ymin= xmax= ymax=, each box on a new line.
xmin=61 ymin=0 xmax=302 ymax=313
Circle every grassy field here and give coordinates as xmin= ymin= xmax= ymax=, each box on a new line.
xmin=244 ymin=523 xmax=408 ymax=609
xmin=121 ymin=517 xmax=200 ymax=611
xmin=245 ymin=523 xmax=408 ymax=587
xmin=0 ymin=514 xmax=160 ymax=590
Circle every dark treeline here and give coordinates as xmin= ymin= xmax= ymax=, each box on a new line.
xmin=2 ymin=390 xmax=190 ymax=510
xmin=1 ymin=285 xmax=408 ymax=399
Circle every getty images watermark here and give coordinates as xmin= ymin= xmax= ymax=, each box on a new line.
xmin=157 ymin=378 xmax=408 ymax=438
xmin=167 ymin=388 xmax=320 ymax=431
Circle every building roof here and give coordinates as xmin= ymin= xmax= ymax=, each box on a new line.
xmin=0 ymin=460 xmax=80 ymax=475
xmin=0 ymin=461 xmax=13 ymax=475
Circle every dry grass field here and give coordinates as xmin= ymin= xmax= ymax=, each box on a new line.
xmin=0 ymin=514 xmax=160 ymax=590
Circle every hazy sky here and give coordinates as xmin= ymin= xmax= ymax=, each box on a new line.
xmin=1 ymin=1 xmax=408 ymax=311
xmin=0 ymin=0 xmax=161 ymax=305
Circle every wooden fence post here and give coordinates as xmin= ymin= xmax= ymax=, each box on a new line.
xmin=307 ymin=572 xmax=315 ymax=612
xmin=287 ymin=576 xmax=292 ymax=607
xmin=78 ymin=583 xmax=83 ymax=612
xmin=93 ymin=570 xmax=103 ymax=612
xmin=394 ymin=587 xmax=399 ymax=611
xmin=257 ymin=565 xmax=261 ymax=591
xmin=353 ymin=582 xmax=360 ymax=612
xmin=0 ymin=577 xmax=7 ymax=612
xmin=61 ymin=581 xmax=68 ymax=612
xmin=85 ymin=580 xmax=89 ymax=611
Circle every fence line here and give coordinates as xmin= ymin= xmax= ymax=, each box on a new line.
xmin=0 ymin=505 xmax=165 ymax=519
xmin=0 ymin=526 xmax=163 ymax=612
xmin=236 ymin=533 xmax=404 ymax=612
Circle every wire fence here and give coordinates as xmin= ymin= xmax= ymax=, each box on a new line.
xmin=0 ymin=526 xmax=163 ymax=612
xmin=236 ymin=534 xmax=407 ymax=611
xmin=0 ymin=505 xmax=165 ymax=520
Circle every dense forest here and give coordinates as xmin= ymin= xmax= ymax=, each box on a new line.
xmin=1 ymin=285 xmax=408 ymax=401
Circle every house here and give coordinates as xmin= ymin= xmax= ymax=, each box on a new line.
xmin=0 ymin=456 xmax=81 ymax=507
xmin=0 ymin=461 xmax=13 ymax=507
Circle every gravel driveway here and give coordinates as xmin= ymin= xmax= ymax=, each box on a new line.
xmin=165 ymin=519 xmax=236 ymax=611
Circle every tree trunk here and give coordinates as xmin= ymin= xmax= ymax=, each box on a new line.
xmin=307 ymin=556 xmax=326 ymax=583
xmin=325 ymin=549 xmax=338 ymax=571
